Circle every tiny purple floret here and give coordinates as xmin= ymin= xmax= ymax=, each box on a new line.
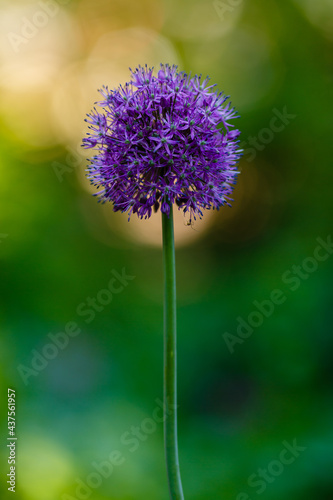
xmin=83 ymin=64 xmax=243 ymax=220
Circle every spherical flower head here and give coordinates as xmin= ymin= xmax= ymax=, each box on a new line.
xmin=83 ymin=64 xmax=243 ymax=220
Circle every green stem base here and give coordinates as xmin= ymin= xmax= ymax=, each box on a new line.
xmin=162 ymin=205 xmax=184 ymax=500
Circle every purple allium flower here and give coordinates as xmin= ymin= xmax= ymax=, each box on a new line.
xmin=83 ymin=64 xmax=242 ymax=220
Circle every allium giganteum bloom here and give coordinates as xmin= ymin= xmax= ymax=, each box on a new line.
xmin=83 ymin=64 xmax=242 ymax=220
xmin=82 ymin=64 xmax=243 ymax=499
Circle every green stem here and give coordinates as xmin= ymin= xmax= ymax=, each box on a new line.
xmin=162 ymin=204 xmax=184 ymax=500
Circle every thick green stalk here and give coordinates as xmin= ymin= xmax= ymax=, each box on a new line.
xmin=162 ymin=204 xmax=184 ymax=500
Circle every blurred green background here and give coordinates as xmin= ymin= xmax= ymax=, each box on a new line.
xmin=1 ymin=0 xmax=333 ymax=499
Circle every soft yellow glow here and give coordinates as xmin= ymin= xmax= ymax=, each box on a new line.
xmin=18 ymin=434 xmax=74 ymax=500
xmin=51 ymin=27 xmax=180 ymax=145
xmin=102 ymin=204 xmax=216 ymax=248
xmin=76 ymin=0 xmax=165 ymax=39
xmin=0 ymin=2 xmax=81 ymax=146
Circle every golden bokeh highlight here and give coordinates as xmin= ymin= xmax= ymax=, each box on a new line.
xmin=18 ymin=433 xmax=74 ymax=500
xmin=103 ymin=203 xmax=216 ymax=248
